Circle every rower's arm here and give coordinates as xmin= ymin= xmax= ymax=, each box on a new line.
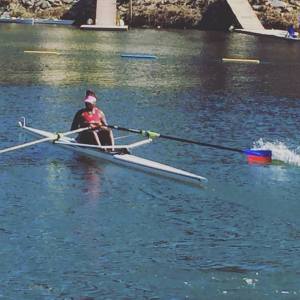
xmin=100 ymin=111 xmax=108 ymax=126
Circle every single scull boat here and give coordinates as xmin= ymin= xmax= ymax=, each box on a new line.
xmin=18 ymin=118 xmax=207 ymax=186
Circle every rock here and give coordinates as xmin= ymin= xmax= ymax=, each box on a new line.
xmin=52 ymin=0 xmax=62 ymax=7
xmin=40 ymin=0 xmax=51 ymax=9
xmin=1 ymin=11 xmax=10 ymax=18
xmin=86 ymin=17 xmax=93 ymax=24
xmin=22 ymin=0 xmax=34 ymax=7
xmin=253 ymin=4 xmax=265 ymax=11
xmin=285 ymin=6 xmax=294 ymax=12
xmin=266 ymin=0 xmax=287 ymax=8
xmin=290 ymin=0 xmax=300 ymax=7
xmin=34 ymin=0 xmax=42 ymax=8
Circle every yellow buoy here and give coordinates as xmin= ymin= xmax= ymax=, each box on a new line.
xmin=24 ymin=50 xmax=60 ymax=55
xmin=222 ymin=58 xmax=260 ymax=64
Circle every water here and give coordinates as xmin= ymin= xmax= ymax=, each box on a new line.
xmin=1 ymin=24 xmax=300 ymax=299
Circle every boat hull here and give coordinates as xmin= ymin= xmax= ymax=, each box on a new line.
xmin=20 ymin=124 xmax=207 ymax=186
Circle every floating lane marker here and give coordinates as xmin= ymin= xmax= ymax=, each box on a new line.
xmin=222 ymin=58 xmax=260 ymax=64
xmin=121 ymin=53 xmax=158 ymax=59
xmin=24 ymin=50 xmax=60 ymax=55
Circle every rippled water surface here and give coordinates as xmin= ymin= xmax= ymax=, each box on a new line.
xmin=1 ymin=24 xmax=300 ymax=299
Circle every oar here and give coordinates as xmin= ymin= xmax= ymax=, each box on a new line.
xmin=0 ymin=126 xmax=91 ymax=155
xmin=108 ymin=125 xmax=272 ymax=163
xmin=0 ymin=136 xmax=56 ymax=154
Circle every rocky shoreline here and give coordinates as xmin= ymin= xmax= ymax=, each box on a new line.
xmin=0 ymin=0 xmax=299 ymax=30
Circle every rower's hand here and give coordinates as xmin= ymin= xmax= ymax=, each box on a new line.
xmin=90 ymin=122 xmax=103 ymax=129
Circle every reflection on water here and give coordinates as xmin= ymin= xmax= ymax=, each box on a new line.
xmin=74 ymin=155 xmax=104 ymax=203
xmin=45 ymin=154 xmax=104 ymax=204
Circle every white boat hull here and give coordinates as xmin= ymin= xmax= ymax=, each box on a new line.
xmin=20 ymin=124 xmax=207 ymax=186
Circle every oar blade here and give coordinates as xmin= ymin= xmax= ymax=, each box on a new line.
xmin=243 ymin=149 xmax=272 ymax=164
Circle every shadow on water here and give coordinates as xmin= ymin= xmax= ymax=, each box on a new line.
xmin=62 ymin=0 xmax=96 ymax=25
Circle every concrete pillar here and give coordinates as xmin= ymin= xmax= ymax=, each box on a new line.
xmin=80 ymin=0 xmax=128 ymax=30
xmin=96 ymin=0 xmax=116 ymax=26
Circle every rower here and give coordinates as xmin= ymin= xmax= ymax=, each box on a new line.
xmin=71 ymin=90 xmax=115 ymax=149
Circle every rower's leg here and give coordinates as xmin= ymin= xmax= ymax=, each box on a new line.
xmin=109 ymin=129 xmax=115 ymax=151
xmin=93 ymin=131 xmax=102 ymax=146
xmin=98 ymin=128 xmax=114 ymax=151
xmin=76 ymin=132 xmax=97 ymax=145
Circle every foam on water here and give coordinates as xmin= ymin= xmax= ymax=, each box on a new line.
xmin=254 ymin=138 xmax=300 ymax=166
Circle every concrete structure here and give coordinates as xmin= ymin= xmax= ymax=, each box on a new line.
xmin=227 ymin=0 xmax=264 ymax=30
xmin=227 ymin=0 xmax=299 ymax=41
xmin=81 ymin=0 xmax=128 ymax=31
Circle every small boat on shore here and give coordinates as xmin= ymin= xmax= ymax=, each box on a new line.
xmin=0 ymin=17 xmax=74 ymax=26
xmin=234 ymin=28 xmax=300 ymax=42
xmin=17 ymin=119 xmax=207 ymax=186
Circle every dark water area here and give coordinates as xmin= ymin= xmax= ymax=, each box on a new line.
xmin=1 ymin=24 xmax=300 ymax=299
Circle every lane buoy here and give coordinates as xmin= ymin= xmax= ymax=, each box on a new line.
xmin=24 ymin=50 xmax=60 ymax=55
xmin=222 ymin=58 xmax=260 ymax=64
xmin=121 ymin=53 xmax=158 ymax=59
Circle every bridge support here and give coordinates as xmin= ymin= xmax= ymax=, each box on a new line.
xmin=226 ymin=0 xmax=264 ymax=30
xmin=81 ymin=0 xmax=128 ymax=31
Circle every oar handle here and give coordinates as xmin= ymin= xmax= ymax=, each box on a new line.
xmin=60 ymin=126 xmax=92 ymax=136
xmin=108 ymin=125 xmax=140 ymax=134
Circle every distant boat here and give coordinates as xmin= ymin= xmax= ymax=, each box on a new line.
xmin=0 ymin=17 xmax=74 ymax=26
xmin=234 ymin=28 xmax=300 ymax=42
xmin=0 ymin=17 xmax=33 ymax=24
xmin=34 ymin=19 xmax=74 ymax=25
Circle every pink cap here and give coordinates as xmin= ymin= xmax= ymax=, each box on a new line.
xmin=84 ymin=95 xmax=96 ymax=104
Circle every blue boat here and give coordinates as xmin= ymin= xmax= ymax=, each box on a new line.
xmin=0 ymin=17 xmax=33 ymax=24
xmin=0 ymin=18 xmax=74 ymax=25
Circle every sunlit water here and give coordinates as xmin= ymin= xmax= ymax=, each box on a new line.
xmin=1 ymin=24 xmax=300 ymax=299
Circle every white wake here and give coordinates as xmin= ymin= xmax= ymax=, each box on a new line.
xmin=253 ymin=139 xmax=300 ymax=166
